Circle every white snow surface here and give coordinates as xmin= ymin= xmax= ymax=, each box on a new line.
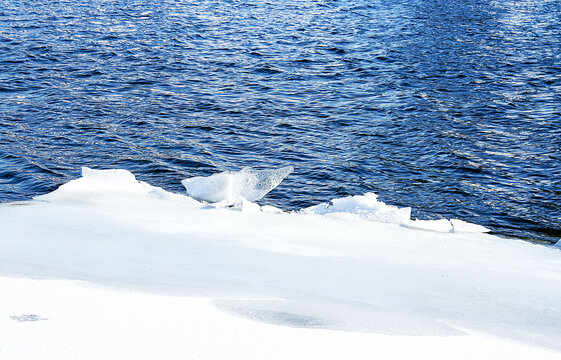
xmin=1 ymin=167 xmax=561 ymax=359
xmin=304 ymin=192 xmax=490 ymax=233
xmin=181 ymin=166 xmax=293 ymax=203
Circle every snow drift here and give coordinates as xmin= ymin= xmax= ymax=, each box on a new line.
xmin=1 ymin=167 xmax=561 ymax=358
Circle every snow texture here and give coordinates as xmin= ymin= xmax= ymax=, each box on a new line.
xmin=3 ymin=276 xmax=560 ymax=360
xmin=1 ymin=168 xmax=560 ymax=359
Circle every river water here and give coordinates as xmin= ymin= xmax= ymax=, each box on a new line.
xmin=0 ymin=0 xmax=559 ymax=243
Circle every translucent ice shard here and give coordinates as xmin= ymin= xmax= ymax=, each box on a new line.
xmin=181 ymin=166 xmax=293 ymax=203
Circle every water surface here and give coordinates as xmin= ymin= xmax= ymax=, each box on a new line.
xmin=0 ymin=0 xmax=559 ymax=243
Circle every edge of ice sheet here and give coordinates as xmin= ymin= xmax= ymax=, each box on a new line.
xmin=183 ymin=168 xmax=488 ymax=233
xmin=37 ymin=167 xmax=488 ymax=233
xmin=303 ymin=192 xmax=490 ymax=234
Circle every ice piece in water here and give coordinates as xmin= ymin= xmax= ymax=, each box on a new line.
xmin=181 ymin=166 xmax=293 ymax=203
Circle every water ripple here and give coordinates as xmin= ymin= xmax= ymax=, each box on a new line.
xmin=0 ymin=0 xmax=559 ymax=243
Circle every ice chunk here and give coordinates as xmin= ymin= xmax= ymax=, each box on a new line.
xmin=304 ymin=193 xmax=489 ymax=233
xmin=303 ymin=193 xmax=411 ymax=225
xmin=231 ymin=197 xmax=262 ymax=213
xmin=181 ymin=166 xmax=293 ymax=203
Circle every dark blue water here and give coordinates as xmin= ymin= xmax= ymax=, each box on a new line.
xmin=1 ymin=0 xmax=560 ymax=243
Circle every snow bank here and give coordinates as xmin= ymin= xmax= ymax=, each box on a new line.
xmin=2 ymin=276 xmax=560 ymax=360
xmin=1 ymin=168 xmax=561 ymax=358
xmin=304 ymin=193 xmax=490 ymax=233
xmin=181 ymin=166 xmax=293 ymax=203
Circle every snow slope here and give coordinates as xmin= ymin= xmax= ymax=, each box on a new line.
xmin=1 ymin=168 xmax=560 ymax=358
xmin=2 ymin=276 xmax=560 ymax=360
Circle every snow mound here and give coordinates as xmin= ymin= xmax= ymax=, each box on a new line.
xmin=304 ymin=193 xmax=490 ymax=233
xmin=34 ymin=167 xmax=182 ymax=203
xmin=181 ymin=166 xmax=293 ymax=203
xmin=34 ymin=167 xmax=150 ymax=201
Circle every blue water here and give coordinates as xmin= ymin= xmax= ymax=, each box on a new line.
xmin=0 ymin=0 xmax=559 ymax=243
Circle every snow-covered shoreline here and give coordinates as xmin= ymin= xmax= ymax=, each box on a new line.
xmin=1 ymin=168 xmax=560 ymax=358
